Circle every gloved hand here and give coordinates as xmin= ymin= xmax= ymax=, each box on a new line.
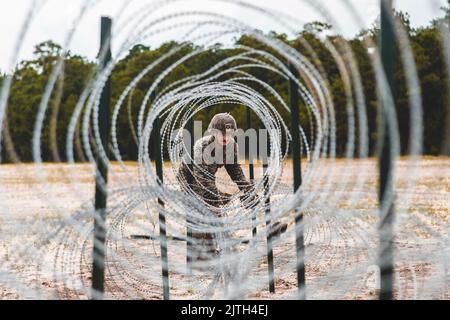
xmin=240 ymin=189 xmax=259 ymax=210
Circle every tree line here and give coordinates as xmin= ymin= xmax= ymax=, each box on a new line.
xmin=1 ymin=4 xmax=449 ymax=162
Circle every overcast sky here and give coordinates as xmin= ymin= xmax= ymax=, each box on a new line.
xmin=0 ymin=0 xmax=447 ymax=72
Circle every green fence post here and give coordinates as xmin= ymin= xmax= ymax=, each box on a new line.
xmin=186 ymin=117 xmax=194 ymax=275
xmin=289 ymin=62 xmax=306 ymax=299
xmin=92 ymin=16 xmax=112 ymax=299
xmin=246 ymin=108 xmax=257 ymax=237
xmin=262 ymin=125 xmax=275 ymax=293
xmin=379 ymin=0 xmax=396 ymax=301
xmin=152 ymin=90 xmax=170 ymax=300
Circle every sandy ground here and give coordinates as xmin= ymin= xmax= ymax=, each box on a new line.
xmin=0 ymin=157 xmax=449 ymax=300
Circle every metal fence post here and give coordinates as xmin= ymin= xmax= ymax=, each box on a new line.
xmin=288 ymin=62 xmax=306 ymax=299
xmin=262 ymin=126 xmax=275 ymax=293
xmin=152 ymin=90 xmax=170 ymax=300
xmin=246 ymin=108 xmax=257 ymax=237
xmin=92 ymin=16 xmax=112 ymax=299
xmin=379 ymin=0 xmax=396 ymax=301
xmin=186 ymin=117 xmax=194 ymax=275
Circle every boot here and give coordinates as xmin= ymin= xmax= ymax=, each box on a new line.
xmin=191 ymin=232 xmax=218 ymax=261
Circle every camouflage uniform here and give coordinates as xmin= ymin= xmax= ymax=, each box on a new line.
xmin=178 ymin=134 xmax=254 ymax=207
xmin=177 ymin=114 xmax=254 ymax=259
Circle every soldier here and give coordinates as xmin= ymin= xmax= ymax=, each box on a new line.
xmin=177 ymin=113 xmax=286 ymax=260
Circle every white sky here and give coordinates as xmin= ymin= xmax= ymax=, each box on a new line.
xmin=0 ymin=0 xmax=447 ymax=72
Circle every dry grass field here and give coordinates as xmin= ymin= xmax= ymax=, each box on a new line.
xmin=0 ymin=157 xmax=448 ymax=299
